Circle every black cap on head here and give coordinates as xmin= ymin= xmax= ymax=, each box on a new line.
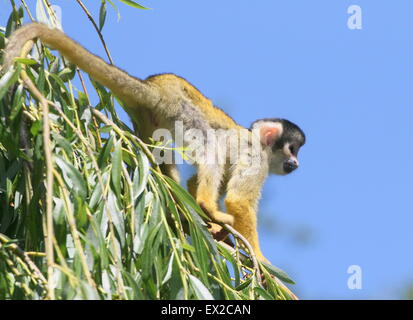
xmin=250 ymin=118 xmax=306 ymax=154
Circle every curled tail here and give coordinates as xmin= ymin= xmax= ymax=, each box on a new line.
xmin=2 ymin=23 xmax=160 ymax=107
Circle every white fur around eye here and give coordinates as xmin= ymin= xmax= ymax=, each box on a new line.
xmin=283 ymin=143 xmax=299 ymax=165
xmin=283 ymin=143 xmax=291 ymax=156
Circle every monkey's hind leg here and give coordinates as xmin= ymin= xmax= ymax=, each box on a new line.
xmin=160 ymin=163 xmax=181 ymax=184
xmin=195 ymin=164 xmax=234 ymax=226
xmin=187 ymin=174 xmax=198 ymax=198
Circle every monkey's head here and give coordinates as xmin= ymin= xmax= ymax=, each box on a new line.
xmin=251 ymin=118 xmax=306 ymax=175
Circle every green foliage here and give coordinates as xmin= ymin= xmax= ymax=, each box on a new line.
xmin=0 ymin=0 xmax=296 ymax=300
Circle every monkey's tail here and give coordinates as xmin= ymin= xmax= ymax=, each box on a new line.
xmin=2 ymin=23 xmax=160 ymax=107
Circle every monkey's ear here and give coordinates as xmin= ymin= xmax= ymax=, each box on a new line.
xmin=259 ymin=124 xmax=283 ymax=147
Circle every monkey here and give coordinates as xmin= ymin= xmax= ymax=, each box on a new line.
xmin=2 ymin=23 xmax=306 ymax=264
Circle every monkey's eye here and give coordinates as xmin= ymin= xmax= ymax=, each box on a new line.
xmin=289 ymin=145 xmax=295 ymax=155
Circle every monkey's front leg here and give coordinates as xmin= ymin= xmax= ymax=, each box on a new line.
xmin=195 ymin=163 xmax=234 ymax=226
xmin=224 ymin=173 xmax=269 ymax=264
xmin=187 ymin=174 xmax=229 ymax=241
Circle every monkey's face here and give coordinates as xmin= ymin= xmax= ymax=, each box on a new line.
xmin=269 ymin=141 xmax=303 ymax=175
xmin=251 ymin=118 xmax=305 ymax=176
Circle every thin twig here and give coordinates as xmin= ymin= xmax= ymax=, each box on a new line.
xmin=52 ymin=169 xmax=96 ymax=289
xmin=223 ymin=224 xmax=261 ymax=285
xmin=217 ymin=239 xmax=298 ymax=300
xmin=43 ymin=0 xmax=59 ymax=26
xmin=75 ymin=0 xmax=114 ymax=64
xmin=20 ymin=0 xmax=35 ymax=21
xmin=76 ymin=69 xmax=103 ymax=148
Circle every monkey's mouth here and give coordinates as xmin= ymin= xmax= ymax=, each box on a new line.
xmin=283 ymin=159 xmax=298 ymax=174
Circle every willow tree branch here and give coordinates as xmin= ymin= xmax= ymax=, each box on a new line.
xmin=18 ymin=40 xmax=56 ymax=300
xmin=75 ymin=0 xmax=114 ymax=64
xmin=0 ymin=233 xmax=47 ymax=286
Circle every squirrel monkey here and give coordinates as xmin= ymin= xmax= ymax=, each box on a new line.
xmin=2 ymin=23 xmax=306 ymax=263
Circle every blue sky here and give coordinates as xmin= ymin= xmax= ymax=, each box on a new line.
xmin=2 ymin=0 xmax=413 ymax=299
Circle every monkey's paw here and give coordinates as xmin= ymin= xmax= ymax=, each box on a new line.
xmin=198 ymin=201 xmax=234 ymax=226
xmin=207 ymin=222 xmax=229 ymax=241
xmin=211 ymin=210 xmax=234 ymax=226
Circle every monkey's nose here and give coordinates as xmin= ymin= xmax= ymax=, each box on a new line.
xmin=283 ymin=159 xmax=298 ymax=173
